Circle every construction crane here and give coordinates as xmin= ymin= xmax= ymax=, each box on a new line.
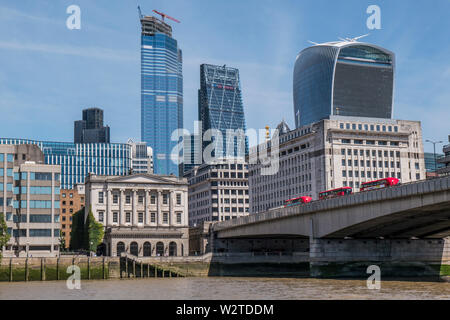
xmin=137 ymin=5 xmax=143 ymax=19
xmin=152 ymin=10 xmax=180 ymax=23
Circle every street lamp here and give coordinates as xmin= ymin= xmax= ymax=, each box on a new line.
xmin=425 ymin=140 xmax=443 ymax=173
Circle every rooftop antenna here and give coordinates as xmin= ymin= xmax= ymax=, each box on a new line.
xmin=339 ymin=33 xmax=370 ymax=42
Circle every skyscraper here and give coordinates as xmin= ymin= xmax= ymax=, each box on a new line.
xmin=198 ymin=64 xmax=248 ymax=160
xmin=74 ymin=107 xmax=110 ymax=143
xmin=140 ymin=13 xmax=183 ymax=176
xmin=293 ymin=40 xmax=395 ymax=128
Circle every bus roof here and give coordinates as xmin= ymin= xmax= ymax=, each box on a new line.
xmin=361 ymin=177 xmax=399 ymax=185
xmin=319 ymin=186 xmax=352 ymax=194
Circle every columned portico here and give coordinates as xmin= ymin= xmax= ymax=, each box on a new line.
xmin=85 ymin=173 xmax=189 ymax=256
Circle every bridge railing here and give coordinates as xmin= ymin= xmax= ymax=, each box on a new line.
xmin=213 ymin=175 xmax=450 ymax=231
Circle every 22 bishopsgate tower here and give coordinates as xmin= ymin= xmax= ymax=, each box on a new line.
xmin=140 ymin=13 xmax=183 ymax=175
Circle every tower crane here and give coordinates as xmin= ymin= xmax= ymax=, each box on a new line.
xmin=152 ymin=10 xmax=180 ymax=23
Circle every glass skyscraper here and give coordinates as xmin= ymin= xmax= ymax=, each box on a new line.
xmin=0 ymin=138 xmax=131 ymax=189
xmin=198 ymin=64 xmax=248 ymax=160
xmin=293 ymin=41 xmax=395 ymax=128
xmin=140 ymin=15 xmax=183 ymax=176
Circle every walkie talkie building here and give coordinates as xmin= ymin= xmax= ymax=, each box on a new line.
xmin=293 ymin=41 xmax=395 ymax=128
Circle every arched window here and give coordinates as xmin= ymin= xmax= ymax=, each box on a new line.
xmin=156 ymin=242 xmax=164 ymax=256
xmin=143 ymin=242 xmax=151 ymax=257
xmin=130 ymin=241 xmax=139 ymax=256
xmin=169 ymin=241 xmax=177 ymax=256
xmin=116 ymin=242 xmax=125 ymax=257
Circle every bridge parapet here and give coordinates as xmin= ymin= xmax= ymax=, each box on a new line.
xmin=213 ymin=175 xmax=450 ymax=234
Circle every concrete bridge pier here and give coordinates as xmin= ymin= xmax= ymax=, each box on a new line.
xmin=309 ymin=237 xmax=450 ymax=279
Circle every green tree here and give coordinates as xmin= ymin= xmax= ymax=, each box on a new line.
xmin=70 ymin=209 xmax=85 ymax=250
xmin=86 ymin=207 xmax=104 ymax=253
xmin=0 ymin=213 xmax=11 ymax=262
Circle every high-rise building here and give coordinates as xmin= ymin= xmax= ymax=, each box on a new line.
xmin=184 ymin=160 xmax=249 ymax=226
xmin=293 ymin=40 xmax=395 ymax=128
xmin=424 ymin=152 xmax=444 ymax=172
xmin=129 ymin=140 xmax=154 ymax=174
xmin=198 ymin=64 xmax=248 ymax=160
xmin=74 ymin=108 xmax=110 ymax=143
xmin=140 ymin=14 xmax=183 ymax=176
xmin=1 ymin=138 xmax=132 ymax=189
xmin=1 ymin=144 xmax=61 ymax=257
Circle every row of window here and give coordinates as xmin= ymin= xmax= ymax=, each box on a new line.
xmin=342 ymin=139 xmax=399 ymax=146
xmin=340 ymin=123 xmax=398 ymax=132
xmin=342 ymin=171 xmax=402 ymax=179
xmin=13 ymin=200 xmax=60 ymax=209
xmin=342 ymin=149 xmax=401 ymax=158
xmin=5 ymin=213 xmax=59 ymax=223
xmin=342 ymin=159 xmax=402 ymax=169
xmin=14 ymin=186 xmax=59 ymax=195
xmin=99 ymin=211 xmax=182 ymax=224
xmin=0 ymin=154 xmax=14 ymax=162
xmin=98 ymin=191 xmax=183 ymax=205
xmin=9 ymin=229 xmax=60 ymax=237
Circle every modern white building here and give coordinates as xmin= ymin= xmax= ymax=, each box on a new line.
xmin=249 ymin=117 xmax=426 ymax=213
xmin=128 ymin=140 xmax=153 ymax=174
xmin=84 ymin=173 xmax=189 ymax=257
xmin=184 ymin=160 xmax=250 ymax=226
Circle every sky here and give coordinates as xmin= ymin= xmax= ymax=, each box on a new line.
xmin=0 ymin=0 xmax=449 ymax=153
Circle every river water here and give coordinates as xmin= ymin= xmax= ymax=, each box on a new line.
xmin=0 ymin=277 xmax=449 ymax=299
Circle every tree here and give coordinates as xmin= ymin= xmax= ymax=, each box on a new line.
xmin=0 ymin=213 xmax=11 ymax=262
xmin=86 ymin=207 xmax=104 ymax=253
xmin=70 ymin=209 xmax=85 ymax=250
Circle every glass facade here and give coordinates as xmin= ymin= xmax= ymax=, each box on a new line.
xmin=293 ymin=42 xmax=395 ymax=128
xmin=198 ymin=64 xmax=248 ymax=159
xmin=0 ymin=138 xmax=131 ymax=189
xmin=140 ymin=17 xmax=183 ymax=176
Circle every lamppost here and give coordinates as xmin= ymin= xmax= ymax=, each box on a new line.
xmin=425 ymin=140 xmax=443 ymax=173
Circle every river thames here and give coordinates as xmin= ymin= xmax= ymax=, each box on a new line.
xmin=0 ymin=277 xmax=449 ymax=299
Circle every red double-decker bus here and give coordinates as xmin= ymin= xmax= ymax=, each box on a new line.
xmin=284 ymin=196 xmax=312 ymax=207
xmin=360 ymin=177 xmax=400 ymax=191
xmin=318 ymin=187 xmax=353 ymax=200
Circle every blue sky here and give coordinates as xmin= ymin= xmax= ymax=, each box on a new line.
xmin=0 ymin=0 xmax=449 ymax=153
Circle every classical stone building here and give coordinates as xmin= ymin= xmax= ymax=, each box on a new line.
xmin=84 ymin=173 xmax=189 ymax=257
xmin=249 ymin=117 xmax=426 ymax=213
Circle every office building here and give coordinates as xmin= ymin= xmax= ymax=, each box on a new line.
xmin=140 ymin=14 xmax=183 ymax=176
xmin=1 ymin=144 xmax=61 ymax=257
xmin=180 ymin=132 xmax=202 ymax=176
xmin=198 ymin=64 xmax=248 ymax=159
xmin=60 ymin=184 xmax=85 ymax=249
xmin=84 ymin=173 xmax=189 ymax=257
xmin=74 ymin=108 xmax=110 ymax=143
xmin=184 ymin=160 xmax=249 ymax=226
xmin=293 ymin=40 xmax=395 ymax=128
xmin=129 ymin=140 xmax=153 ymax=174
xmin=424 ymin=152 xmax=444 ymax=173
xmin=0 ymin=138 xmax=132 ymax=189
xmin=437 ymin=135 xmax=450 ymax=175
xmin=249 ymin=118 xmax=425 ymax=213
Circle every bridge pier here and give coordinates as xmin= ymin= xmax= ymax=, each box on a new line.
xmin=309 ymin=238 xmax=450 ymax=279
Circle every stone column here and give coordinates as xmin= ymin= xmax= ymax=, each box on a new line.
xmin=169 ymin=191 xmax=174 ymax=227
xmin=132 ymin=189 xmax=137 ymax=226
xmin=157 ymin=190 xmax=162 ymax=227
xmin=106 ymin=188 xmax=112 ymax=226
xmin=145 ymin=189 xmax=150 ymax=226
xmin=119 ymin=189 xmax=125 ymax=225
xmin=183 ymin=189 xmax=188 ymax=226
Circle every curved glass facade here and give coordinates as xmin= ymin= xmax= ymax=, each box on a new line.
xmin=293 ymin=43 xmax=394 ymax=128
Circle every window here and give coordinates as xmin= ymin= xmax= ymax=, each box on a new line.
xmin=138 ymin=195 xmax=144 ymax=203
xmin=342 ymin=159 xmax=346 ymax=166
xmin=113 ymin=212 xmax=118 ymax=223
xmin=151 ymin=212 xmax=156 ymax=223
xmin=342 ymin=139 xmax=351 ymax=144
xmin=151 ymin=194 xmax=156 ymax=204
xmin=97 ymin=191 xmax=103 ymax=203
xmin=163 ymin=194 xmax=168 ymax=205
xmin=126 ymin=212 xmax=131 ymax=223
xmin=367 ymin=171 xmax=371 ymax=178
xmin=415 ymin=163 xmax=420 ymax=170
xmin=138 ymin=212 xmax=143 ymax=223
xmin=69 ymin=193 xmax=73 ymax=198
xmin=341 ymin=149 xmax=346 ymax=155
xmin=126 ymin=195 xmax=131 ymax=204
xmin=176 ymin=212 xmax=182 ymax=224
xmin=176 ymin=193 xmax=181 ymax=205
xmin=113 ymin=194 xmax=118 ymax=204
xmin=98 ymin=212 xmax=104 ymax=222
xmin=163 ymin=212 xmax=168 ymax=224
xmin=342 ymin=171 xmax=347 ymax=177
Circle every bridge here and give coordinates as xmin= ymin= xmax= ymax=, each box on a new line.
xmin=213 ymin=175 xmax=450 ymax=239
xmin=208 ymin=176 xmax=450 ymax=278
